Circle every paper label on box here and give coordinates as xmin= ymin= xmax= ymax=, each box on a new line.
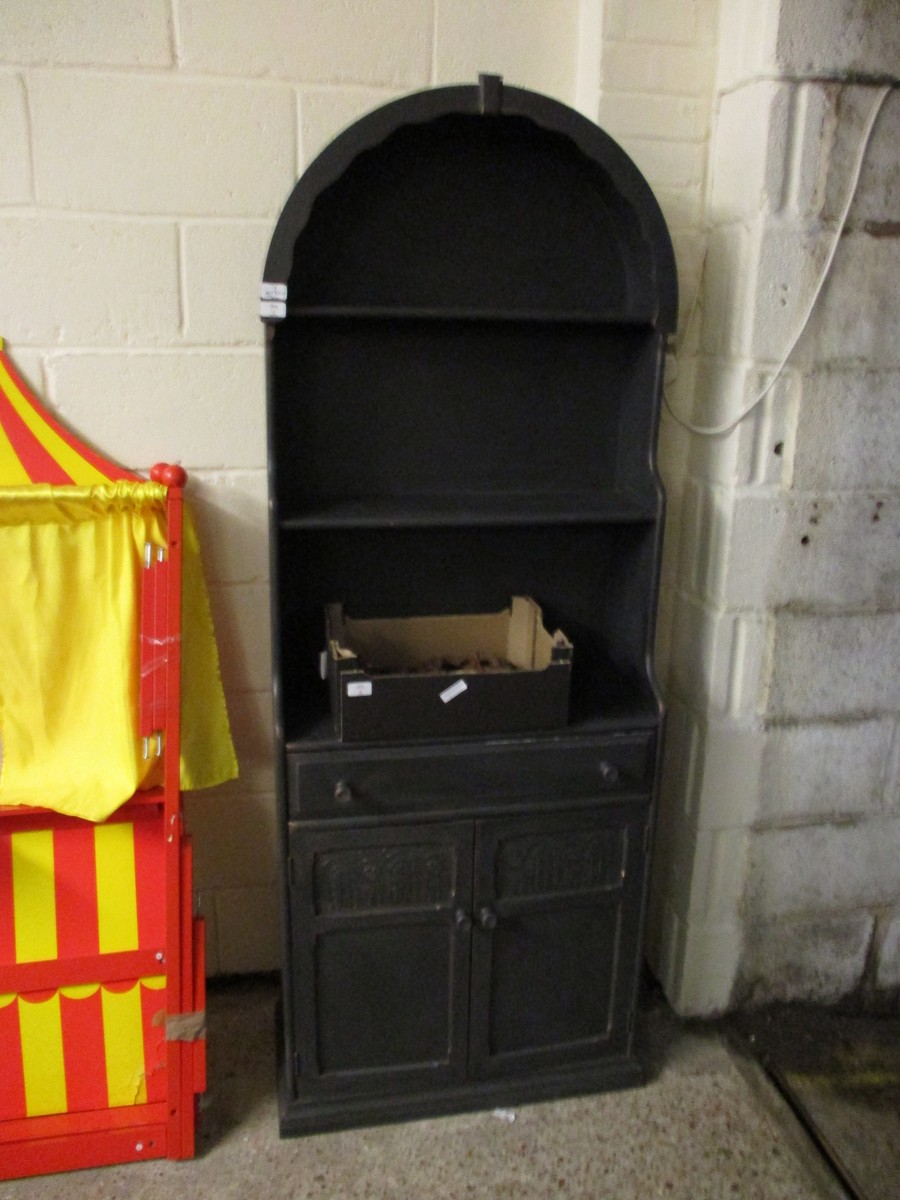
xmin=440 ymin=679 xmax=468 ymax=704
xmin=346 ymin=681 xmax=373 ymax=697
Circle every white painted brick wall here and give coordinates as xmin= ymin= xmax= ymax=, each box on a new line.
xmin=710 ymin=82 xmax=790 ymax=219
xmin=602 ymin=42 xmax=716 ymax=97
xmin=667 ymin=594 xmax=770 ymax=719
xmin=187 ymin=470 xmax=271 ymax=585
xmin=3 ymin=0 xmax=173 ymax=68
xmin=182 ymin=223 xmax=273 ymax=345
xmin=223 ymin=690 xmax=277 ymax=793
xmin=683 ymin=365 xmax=800 ymax=490
xmin=596 ymin=0 xmax=718 ymax=309
xmin=45 ymin=351 xmax=266 ymax=470
xmin=0 ymin=75 xmax=32 ymax=204
xmin=598 ymin=93 xmax=710 ymax=143
xmin=435 ymin=0 xmax=580 ymax=101
xmin=715 ymin=0 xmax=780 ymax=91
xmin=179 ymin=0 xmax=433 ymax=87
xmin=605 ymin=0 xmax=719 ymax=47
xmin=2 ymin=217 xmax=180 ymax=346
xmin=29 ymin=74 xmax=297 ymax=216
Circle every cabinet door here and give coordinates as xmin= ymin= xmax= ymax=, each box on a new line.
xmin=468 ymin=803 xmax=649 ymax=1078
xmin=289 ymin=822 xmax=473 ymax=1096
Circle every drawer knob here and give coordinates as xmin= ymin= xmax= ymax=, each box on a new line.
xmin=599 ymin=760 xmax=620 ymax=785
xmin=478 ymin=906 xmax=498 ymax=931
xmin=334 ymin=780 xmax=354 ymax=805
xmin=454 ymin=908 xmax=471 ymax=931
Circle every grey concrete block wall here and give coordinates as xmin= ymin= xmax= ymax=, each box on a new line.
xmin=649 ymin=0 xmax=900 ymax=1013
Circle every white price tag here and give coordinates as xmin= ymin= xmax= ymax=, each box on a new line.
xmin=260 ymin=282 xmax=288 ymax=301
xmin=440 ymin=679 xmax=468 ymax=704
xmin=346 ymin=681 xmax=373 ymax=698
xmin=260 ymin=299 xmax=287 ymax=319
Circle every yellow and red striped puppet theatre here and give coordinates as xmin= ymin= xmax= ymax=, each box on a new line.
xmin=0 ymin=340 xmax=232 ymax=1179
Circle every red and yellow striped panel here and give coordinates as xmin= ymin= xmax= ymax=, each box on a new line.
xmin=0 ymin=812 xmax=170 ymax=1120
xmin=0 ymin=342 xmax=137 ymax=487
xmin=0 ymin=815 xmax=166 ymax=969
xmin=0 ymin=978 xmax=167 ymax=1120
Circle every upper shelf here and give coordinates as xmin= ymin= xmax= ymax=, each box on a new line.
xmin=281 ymin=305 xmax=659 ymax=327
xmin=277 ymin=490 xmax=661 ymax=529
xmin=263 ymin=84 xmax=678 ymax=333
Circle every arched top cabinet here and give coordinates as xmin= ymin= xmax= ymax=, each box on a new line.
xmin=263 ymin=79 xmax=677 ymax=326
xmin=263 ymin=78 xmax=678 ymax=1137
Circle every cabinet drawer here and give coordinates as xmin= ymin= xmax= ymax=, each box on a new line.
xmin=287 ymin=733 xmax=655 ymax=819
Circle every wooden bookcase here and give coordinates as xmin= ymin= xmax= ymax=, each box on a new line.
xmin=262 ymin=76 xmax=677 ymax=1135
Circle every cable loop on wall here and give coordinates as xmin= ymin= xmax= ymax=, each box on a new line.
xmin=664 ymin=83 xmax=892 ymax=438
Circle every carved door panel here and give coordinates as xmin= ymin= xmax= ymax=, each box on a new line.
xmin=468 ymin=804 xmax=649 ymax=1079
xmin=290 ymin=822 xmax=473 ymax=1095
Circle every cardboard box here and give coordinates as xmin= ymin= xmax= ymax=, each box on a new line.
xmin=326 ymin=596 xmax=573 ymax=742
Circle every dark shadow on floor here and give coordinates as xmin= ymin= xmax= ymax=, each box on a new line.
xmin=725 ymin=1004 xmax=900 ymax=1200
xmin=198 ymin=973 xmax=281 ymax=1154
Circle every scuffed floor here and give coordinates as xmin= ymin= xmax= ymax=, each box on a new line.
xmin=729 ymin=1005 xmax=900 ymax=1200
xmin=0 ymin=977 xmax=848 ymax=1200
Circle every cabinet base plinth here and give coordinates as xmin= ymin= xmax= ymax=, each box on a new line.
xmin=276 ymin=1056 xmax=645 ymax=1138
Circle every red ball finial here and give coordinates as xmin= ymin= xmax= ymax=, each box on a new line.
xmin=150 ymin=462 xmax=188 ymax=488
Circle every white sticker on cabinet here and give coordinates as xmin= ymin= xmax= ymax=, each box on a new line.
xmin=440 ymin=679 xmax=468 ymax=704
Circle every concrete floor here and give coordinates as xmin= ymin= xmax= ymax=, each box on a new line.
xmin=0 ymin=976 xmax=849 ymax=1200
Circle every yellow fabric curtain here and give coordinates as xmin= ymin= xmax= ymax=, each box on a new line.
xmin=179 ymin=504 xmax=238 ymax=792
xmin=0 ymin=483 xmax=237 ymax=821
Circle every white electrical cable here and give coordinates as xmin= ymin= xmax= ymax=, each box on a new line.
xmin=664 ymin=83 xmax=892 ymax=438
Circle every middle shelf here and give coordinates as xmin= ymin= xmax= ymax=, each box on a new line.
xmin=277 ymin=489 xmax=660 ymax=529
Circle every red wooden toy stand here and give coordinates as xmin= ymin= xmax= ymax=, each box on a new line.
xmin=0 ymin=479 xmax=206 ymax=1180
xmin=0 ymin=343 xmax=213 ymax=1179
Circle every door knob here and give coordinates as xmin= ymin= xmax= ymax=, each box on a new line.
xmin=478 ymin=906 xmax=498 ymax=931
xmin=598 ymin=760 xmax=620 ymax=786
xmin=454 ymin=907 xmax=471 ymax=931
xmin=334 ymin=780 xmax=354 ymax=805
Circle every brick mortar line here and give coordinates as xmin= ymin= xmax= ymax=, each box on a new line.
xmin=23 ymin=345 xmax=265 ymax=356
xmin=0 ymin=208 xmax=276 ymax=225
xmin=2 ymin=62 xmax=419 ymax=93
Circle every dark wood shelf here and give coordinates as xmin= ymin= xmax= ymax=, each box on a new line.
xmin=282 ymin=672 xmax=661 ymax=753
xmin=278 ymin=490 xmax=659 ymax=530
xmin=285 ymin=304 xmax=658 ymax=327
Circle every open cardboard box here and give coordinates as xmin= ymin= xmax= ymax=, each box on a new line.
xmin=325 ymin=596 xmax=573 ymax=742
